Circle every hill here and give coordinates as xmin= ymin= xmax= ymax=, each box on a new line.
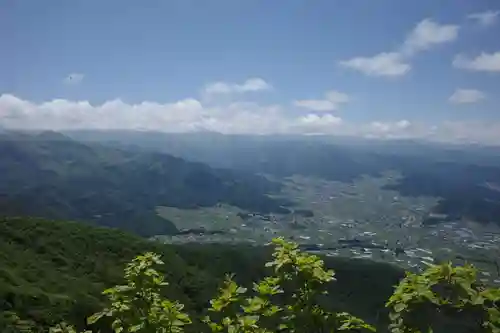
xmin=65 ymin=130 xmax=500 ymax=226
xmin=0 ymin=132 xmax=291 ymax=237
xmin=0 ymin=216 xmax=404 ymax=332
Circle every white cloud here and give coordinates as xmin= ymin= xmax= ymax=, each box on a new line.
xmin=293 ymin=100 xmax=337 ymax=112
xmin=0 ymin=93 xmax=344 ymax=136
xmin=468 ymin=10 xmax=500 ymax=27
xmin=339 ymin=52 xmax=410 ymax=77
xmin=298 ymin=114 xmax=343 ymax=126
xmin=325 ymin=91 xmax=350 ymax=104
xmin=369 ymin=120 xmax=412 ymax=133
xmin=293 ymin=90 xmax=349 ymax=111
xmin=340 ymin=19 xmax=458 ymax=77
xmin=0 ymin=94 xmax=322 ymax=135
xmin=3 ymin=94 xmax=500 ymax=145
xmin=287 ymin=114 xmax=343 ymax=135
xmin=401 ymin=19 xmax=459 ymax=55
xmin=64 ymin=73 xmax=85 ymax=85
xmin=204 ymin=78 xmax=272 ymax=95
xmin=0 ymin=94 xmax=205 ymax=132
xmin=449 ymin=89 xmax=486 ymax=104
xmin=453 ymin=52 xmax=500 ymax=72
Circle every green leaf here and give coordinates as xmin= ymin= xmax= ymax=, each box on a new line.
xmin=388 ymin=311 xmax=401 ymax=321
xmin=393 ymin=303 xmax=406 ymax=313
xmin=129 ymin=323 xmax=144 ymax=332
xmin=87 ymin=312 xmax=106 ymax=325
xmin=236 ymin=286 xmax=247 ymax=294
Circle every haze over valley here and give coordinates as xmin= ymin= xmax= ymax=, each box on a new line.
xmin=2 ymin=130 xmax=500 ymax=284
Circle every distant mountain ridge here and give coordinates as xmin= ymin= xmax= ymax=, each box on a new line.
xmin=0 ymin=131 xmax=291 ymax=237
xmin=64 ymin=130 xmax=500 ymax=226
xmin=3 ymin=130 xmax=500 ymax=228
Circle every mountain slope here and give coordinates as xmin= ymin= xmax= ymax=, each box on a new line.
xmin=0 ymin=216 xmax=404 ymax=332
xmin=0 ymin=132 xmax=291 ymax=236
xmin=66 ymin=130 xmax=500 ymax=226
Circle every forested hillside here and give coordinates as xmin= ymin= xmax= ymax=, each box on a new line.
xmin=0 ymin=132 xmax=291 ymax=237
xmin=66 ymin=130 xmax=500 ymax=226
xmin=0 ymin=216 xmax=404 ymax=332
xmin=3 ymin=217 xmax=499 ymax=333
xmin=6 ymin=130 xmax=500 ymax=229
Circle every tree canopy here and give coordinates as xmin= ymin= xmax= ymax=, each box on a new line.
xmin=1 ymin=219 xmax=499 ymax=333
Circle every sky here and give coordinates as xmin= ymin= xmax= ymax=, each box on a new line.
xmin=1 ymin=0 xmax=500 ymax=144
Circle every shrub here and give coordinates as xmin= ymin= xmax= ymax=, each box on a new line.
xmin=6 ymin=238 xmax=500 ymax=333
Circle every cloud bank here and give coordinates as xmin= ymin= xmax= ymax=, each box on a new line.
xmin=2 ymin=93 xmax=500 ymax=145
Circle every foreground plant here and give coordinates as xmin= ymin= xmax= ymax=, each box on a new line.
xmin=203 ymin=237 xmax=375 ymax=333
xmin=386 ymin=262 xmax=500 ymax=333
xmin=6 ymin=238 xmax=500 ymax=333
xmin=80 ymin=238 xmax=374 ymax=333
xmin=87 ymin=252 xmax=191 ymax=333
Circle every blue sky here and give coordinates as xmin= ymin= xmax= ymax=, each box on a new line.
xmin=1 ymin=0 xmax=500 ymax=143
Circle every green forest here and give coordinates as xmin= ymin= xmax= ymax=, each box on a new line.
xmin=1 ymin=217 xmax=500 ymax=332
xmin=0 ymin=132 xmax=291 ymax=237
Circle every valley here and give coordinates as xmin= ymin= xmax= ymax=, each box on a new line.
xmin=155 ymin=172 xmax=500 ymax=285
xmin=2 ymin=131 xmax=500 ymax=283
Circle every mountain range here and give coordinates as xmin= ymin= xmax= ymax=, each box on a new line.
xmin=0 ymin=131 xmax=291 ymax=237
xmin=66 ymin=130 xmax=500 ymax=227
xmin=2 ymin=130 xmax=500 ymax=237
